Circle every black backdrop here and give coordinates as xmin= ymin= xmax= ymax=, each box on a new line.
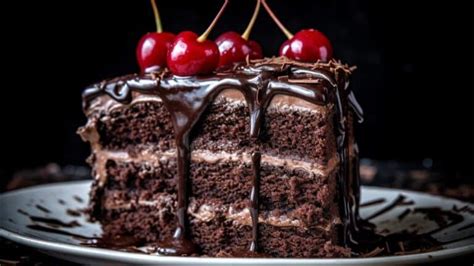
xmin=2 ymin=0 xmax=473 ymax=180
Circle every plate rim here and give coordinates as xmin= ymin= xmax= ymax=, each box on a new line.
xmin=1 ymin=180 xmax=473 ymax=264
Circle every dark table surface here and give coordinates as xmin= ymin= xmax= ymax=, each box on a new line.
xmin=1 ymin=161 xmax=473 ymax=265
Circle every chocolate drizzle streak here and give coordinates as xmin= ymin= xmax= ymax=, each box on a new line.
xmin=18 ymin=209 xmax=81 ymax=228
xmin=249 ymin=152 xmax=261 ymax=252
xmin=82 ymin=58 xmax=364 ymax=255
xmin=66 ymin=209 xmax=82 ymax=217
xmin=73 ymin=196 xmax=84 ymax=203
xmin=366 ymin=195 xmax=414 ymax=221
xmin=360 ymin=198 xmax=386 ymax=208
xmin=26 ymin=225 xmax=91 ymax=240
xmin=458 ymin=223 xmax=474 ymax=231
xmin=35 ymin=205 xmax=51 ymax=213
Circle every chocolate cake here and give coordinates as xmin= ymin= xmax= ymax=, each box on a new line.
xmin=78 ymin=57 xmax=364 ymax=257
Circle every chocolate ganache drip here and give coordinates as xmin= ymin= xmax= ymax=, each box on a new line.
xmin=82 ymin=57 xmax=363 ymax=255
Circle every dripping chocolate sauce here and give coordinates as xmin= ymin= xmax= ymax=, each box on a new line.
xmin=249 ymin=152 xmax=261 ymax=252
xmin=18 ymin=209 xmax=148 ymax=253
xmin=26 ymin=225 xmax=147 ymax=253
xmin=17 ymin=209 xmax=81 ymax=228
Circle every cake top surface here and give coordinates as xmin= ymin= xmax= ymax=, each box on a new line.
xmin=82 ymin=57 xmax=362 ymax=120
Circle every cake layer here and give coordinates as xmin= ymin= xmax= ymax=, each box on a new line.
xmin=96 ymin=100 xmax=176 ymax=151
xmin=86 ymin=92 xmax=336 ymax=165
xmin=101 ymin=195 xmax=336 ymax=229
xmin=99 ymin=199 xmax=348 ymax=257
xmin=97 ymin=150 xmax=338 ymax=211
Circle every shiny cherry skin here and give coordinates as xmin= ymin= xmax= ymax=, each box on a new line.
xmin=167 ymin=31 xmax=220 ymax=76
xmin=215 ymin=31 xmax=263 ymax=67
xmin=279 ymin=29 xmax=333 ymax=62
xmin=136 ymin=32 xmax=176 ymax=72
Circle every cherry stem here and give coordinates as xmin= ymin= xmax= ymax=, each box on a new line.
xmin=197 ymin=0 xmax=229 ymax=42
xmin=150 ymin=0 xmax=163 ymax=33
xmin=261 ymin=0 xmax=293 ymax=39
xmin=242 ymin=0 xmax=261 ymax=40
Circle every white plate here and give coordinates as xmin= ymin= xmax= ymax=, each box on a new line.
xmin=0 ymin=181 xmax=473 ymax=265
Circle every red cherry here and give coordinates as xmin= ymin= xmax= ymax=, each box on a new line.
xmin=167 ymin=0 xmax=229 ymax=76
xmin=279 ymin=29 xmax=333 ymax=62
xmin=167 ymin=31 xmax=220 ymax=76
xmin=262 ymin=0 xmax=333 ymax=62
xmin=215 ymin=0 xmax=263 ymax=66
xmin=136 ymin=32 xmax=175 ymax=72
xmin=216 ymin=32 xmax=263 ymax=67
xmin=247 ymin=40 xmax=263 ymax=58
xmin=136 ymin=0 xmax=175 ymax=72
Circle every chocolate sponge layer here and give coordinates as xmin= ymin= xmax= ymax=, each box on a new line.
xmin=97 ymin=101 xmax=176 ymax=151
xmin=97 ymin=159 xmax=337 ymax=213
xmin=101 ymin=202 xmax=349 ymax=257
xmin=92 ymin=156 xmax=344 ymax=257
xmin=96 ymin=98 xmax=336 ymax=164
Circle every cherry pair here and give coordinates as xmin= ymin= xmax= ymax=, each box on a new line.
xmin=137 ymin=0 xmax=260 ymax=76
xmin=136 ymin=0 xmax=333 ymax=76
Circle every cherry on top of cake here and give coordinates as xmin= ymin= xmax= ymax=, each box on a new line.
xmin=215 ymin=0 xmax=263 ymax=67
xmin=261 ymin=0 xmax=333 ymax=62
xmin=135 ymin=0 xmax=335 ymax=77
xmin=136 ymin=0 xmax=175 ymax=73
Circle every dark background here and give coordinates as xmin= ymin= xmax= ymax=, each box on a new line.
xmin=2 ymin=0 xmax=473 ymax=181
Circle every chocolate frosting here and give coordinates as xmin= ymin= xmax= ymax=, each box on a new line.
xmin=82 ymin=57 xmax=363 ymax=255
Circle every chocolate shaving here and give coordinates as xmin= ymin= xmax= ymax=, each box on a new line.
xmin=250 ymin=56 xmax=356 ymax=75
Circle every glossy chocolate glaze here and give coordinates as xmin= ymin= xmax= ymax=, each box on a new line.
xmin=82 ymin=57 xmax=363 ymax=255
xmin=249 ymin=152 xmax=261 ymax=252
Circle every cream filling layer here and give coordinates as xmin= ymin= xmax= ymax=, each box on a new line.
xmin=93 ymin=148 xmax=339 ymax=186
xmin=103 ymin=194 xmax=338 ymax=230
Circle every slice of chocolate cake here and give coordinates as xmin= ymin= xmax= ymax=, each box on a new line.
xmin=78 ymin=57 xmax=364 ymax=257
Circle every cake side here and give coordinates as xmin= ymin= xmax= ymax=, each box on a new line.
xmin=78 ymin=58 xmax=362 ymax=257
